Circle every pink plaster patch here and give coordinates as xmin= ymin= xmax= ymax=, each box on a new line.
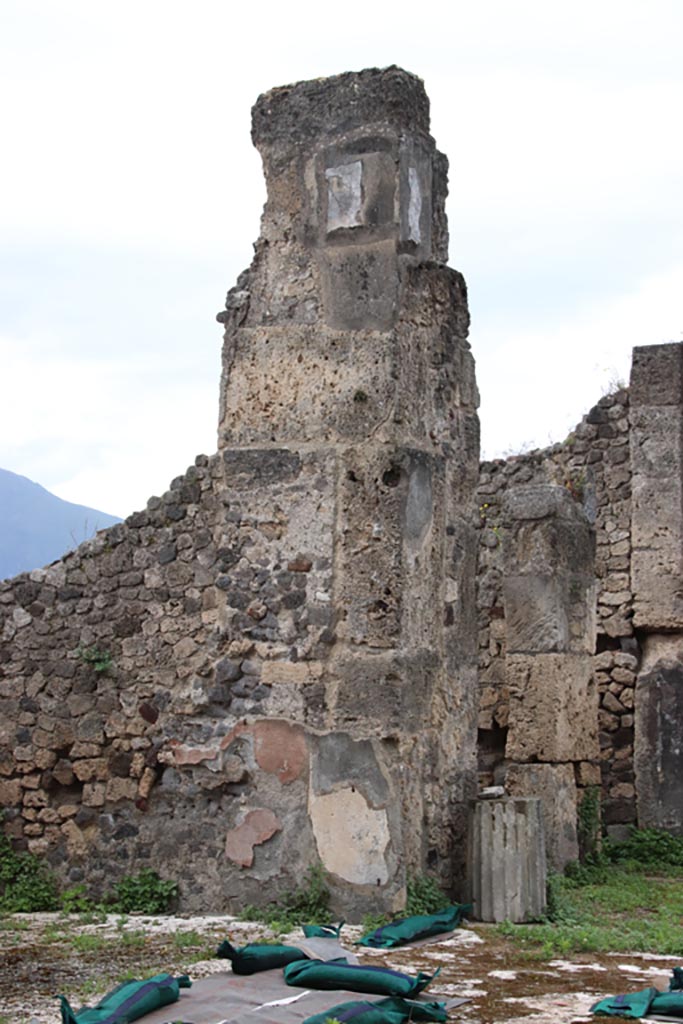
xmin=219 ymin=720 xmax=307 ymax=784
xmin=252 ymin=720 xmax=307 ymax=783
xmin=224 ymin=808 xmax=282 ymax=868
xmin=169 ymin=740 xmax=220 ymax=766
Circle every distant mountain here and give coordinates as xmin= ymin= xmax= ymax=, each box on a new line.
xmin=0 ymin=468 xmax=122 ymax=581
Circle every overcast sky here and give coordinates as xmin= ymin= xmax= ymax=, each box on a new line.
xmin=1 ymin=0 xmax=681 ymax=518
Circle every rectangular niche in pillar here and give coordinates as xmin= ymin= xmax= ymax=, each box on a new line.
xmin=325 ymin=162 xmax=363 ymax=231
xmin=321 ymin=146 xmax=397 ymax=240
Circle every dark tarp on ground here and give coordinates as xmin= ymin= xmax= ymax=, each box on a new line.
xmin=125 ymin=966 xmax=465 ymax=1024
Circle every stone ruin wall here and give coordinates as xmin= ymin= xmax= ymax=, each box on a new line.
xmin=0 ymin=68 xmax=480 ymax=915
xmin=2 ymin=66 xmax=682 ymax=912
xmin=476 ymin=341 xmax=683 ymax=856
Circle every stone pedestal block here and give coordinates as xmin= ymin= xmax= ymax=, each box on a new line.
xmin=469 ymin=797 xmax=546 ymax=923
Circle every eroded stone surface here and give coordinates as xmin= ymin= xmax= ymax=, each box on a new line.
xmin=505 ymin=763 xmax=579 ymax=872
xmin=506 ymin=653 xmax=598 ymax=764
xmin=634 ymin=635 xmax=683 ymax=834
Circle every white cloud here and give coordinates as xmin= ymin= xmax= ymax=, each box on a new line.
xmin=0 ymin=0 xmax=682 ymax=517
xmin=0 ymin=329 xmax=217 ymax=516
xmin=477 ymin=262 xmax=683 ymax=459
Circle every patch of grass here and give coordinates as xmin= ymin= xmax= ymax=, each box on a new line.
xmin=497 ymin=866 xmax=683 ymax=955
xmin=61 ymin=883 xmax=97 ymax=915
xmin=239 ymin=863 xmax=331 ymax=929
xmin=70 ymin=932 xmax=108 ymax=953
xmin=0 ymin=915 xmax=30 ymax=932
xmin=0 ymin=832 xmax=60 ymax=912
xmin=361 ymin=911 xmax=391 ymax=934
xmin=183 ymin=944 xmax=216 ymax=963
xmin=121 ymin=929 xmax=147 ymax=948
xmin=606 ymin=827 xmax=683 ymax=868
xmin=43 ymin=921 xmax=66 ymax=943
xmin=74 ymin=974 xmax=116 ymax=1001
xmin=110 ymin=869 xmax=178 ymax=914
xmin=357 ymin=875 xmax=449 ymax=937
xmin=173 ymin=929 xmax=202 ymax=948
xmin=406 ymin=874 xmax=449 ymax=916
xmin=77 ymin=906 xmax=109 ymax=925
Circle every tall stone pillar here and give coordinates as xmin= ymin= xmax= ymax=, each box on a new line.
xmin=501 ymin=485 xmax=598 ymax=870
xmin=214 ymin=68 xmax=480 ymax=912
xmin=630 ymin=343 xmax=683 ymax=834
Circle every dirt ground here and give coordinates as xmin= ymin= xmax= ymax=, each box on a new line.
xmin=0 ymin=913 xmax=675 ymax=1024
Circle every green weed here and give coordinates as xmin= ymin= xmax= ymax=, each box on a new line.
xmin=121 ymin=929 xmax=147 ymax=948
xmin=606 ymin=828 xmax=683 ymax=868
xmin=358 ymin=875 xmax=448 ymax=936
xmin=173 ymin=929 xmax=202 ymax=948
xmin=0 ymin=915 xmax=30 ymax=932
xmin=361 ymin=911 xmax=391 ymax=933
xmin=0 ymin=831 xmax=60 ymax=912
xmin=110 ymin=869 xmax=178 ymax=914
xmin=61 ymin=883 xmax=96 ymax=914
xmin=239 ymin=863 xmax=331 ymax=929
xmin=577 ymin=786 xmax=601 ymax=860
xmin=70 ymin=933 xmax=108 ymax=952
xmin=77 ymin=906 xmax=108 ymax=925
xmin=43 ymin=921 xmax=66 ymax=943
xmin=406 ymin=874 xmax=449 ymax=915
xmin=76 ymin=645 xmax=113 ymax=674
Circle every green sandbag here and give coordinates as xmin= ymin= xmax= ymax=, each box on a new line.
xmin=591 ymin=969 xmax=683 ymax=1018
xmin=590 ymin=987 xmax=658 ymax=1017
xmin=216 ymin=938 xmax=309 ymax=974
xmin=283 ymin=958 xmax=439 ymax=997
xmin=59 ymin=973 xmax=191 ymax=1024
xmin=302 ymin=920 xmax=345 ymax=939
xmin=301 ymin=996 xmax=447 ymax=1024
xmin=356 ymin=905 xmax=471 ymax=949
xmin=651 ymin=992 xmax=683 ymax=1017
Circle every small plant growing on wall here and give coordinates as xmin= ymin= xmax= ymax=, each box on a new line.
xmin=563 ymin=470 xmax=586 ymax=503
xmin=479 ymin=502 xmax=502 ymax=542
xmin=76 ymin=645 xmax=113 ymax=674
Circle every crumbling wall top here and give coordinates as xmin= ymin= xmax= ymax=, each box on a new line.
xmin=252 ymin=66 xmax=432 ymax=152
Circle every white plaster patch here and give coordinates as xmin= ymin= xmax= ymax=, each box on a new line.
xmin=432 ymin=982 xmax=486 ymax=997
xmin=309 ymin=786 xmax=390 ymax=884
xmin=548 ymin=960 xmax=607 ymax=973
xmin=326 ymin=161 xmax=363 ymax=231
xmin=408 ymin=166 xmax=422 ymax=243
xmin=609 ymin=952 xmax=676 ymax=961
xmin=616 ymin=962 xmax=672 ymax=976
xmin=438 ymin=931 xmax=484 ymax=947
